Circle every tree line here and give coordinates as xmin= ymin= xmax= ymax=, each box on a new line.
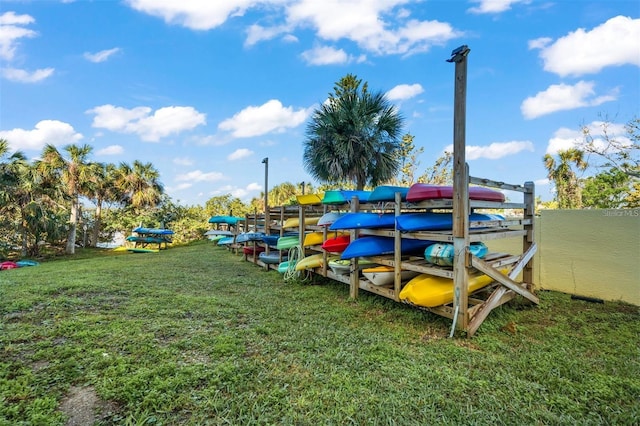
xmin=3 ymin=74 xmax=635 ymax=258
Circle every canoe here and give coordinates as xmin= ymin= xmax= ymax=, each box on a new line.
xmin=236 ymin=232 xmax=266 ymax=243
xmin=204 ymin=230 xmax=234 ymax=236
xmin=399 ymin=272 xmax=497 ymax=308
xmin=259 ymin=251 xmax=288 ymax=264
xmin=208 ymin=216 xmax=244 ymax=225
xmin=368 ymin=185 xmax=409 ymax=202
xmin=16 ymin=259 xmax=39 ymax=267
xmin=406 ymin=184 xmax=505 ymax=203
xmin=1 ymin=261 xmax=19 ymax=270
xmin=329 ymin=213 xmax=396 ymax=230
xmin=277 ymin=260 xmax=295 ymax=274
xmin=424 ymin=242 xmax=489 ymax=266
xmin=243 ymin=245 xmax=265 ymax=255
xmin=126 ymin=236 xmax=169 ymax=244
xmin=322 ymin=190 xmax=372 ymax=205
xmin=303 ymin=231 xmax=348 ymax=247
xmin=321 ymin=234 xmax=351 ymax=253
xmin=217 ymin=237 xmax=235 ymax=246
xmin=294 ymin=253 xmax=329 ymax=271
xmin=261 ymin=235 xmax=280 ymax=247
xmin=395 ymin=212 xmax=505 ymax=232
xmin=209 ymin=235 xmax=226 ymax=243
xmin=296 ymin=193 xmax=324 ymax=205
xmin=362 ymin=266 xmax=420 ymax=286
xmin=341 ymin=236 xmax=433 ymax=259
xmin=126 ymin=248 xmax=159 ymax=253
xmin=317 ymin=211 xmax=346 ymax=226
xmin=133 ymin=227 xmax=174 ymax=235
xmin=276 ymin=235 xmax=299 ymax=250
xmin=328 ymin=258 xmax=376 ymax=275
xmin=282 ymin=216 xmax=320 ymax=229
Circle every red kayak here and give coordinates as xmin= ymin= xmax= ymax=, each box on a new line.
xmin=243 ymin=245 xmax=265 ymax=255
xmin=1 ymin=261 xmax=19 ymax=270
xmin=322 ymin=234 xmax=351 ymax=253
xmin=406 ymin=184 xmax=505 ymax=203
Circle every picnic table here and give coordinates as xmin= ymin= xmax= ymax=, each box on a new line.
xmin=127 ymin=227 xmax=174 ymax=250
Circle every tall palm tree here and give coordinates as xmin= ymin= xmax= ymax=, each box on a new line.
xmin=115 ymin=160 xmax=164 ymax=213
xmin=303 ymin=77 xmax=404 ymax=190
xmin=36 ymin=144 xmax=95 ymax=254
xmin=543 ymin=148 xmax=587 ymax=209
xmin=86 ymin=162 xmax=119 ymax=247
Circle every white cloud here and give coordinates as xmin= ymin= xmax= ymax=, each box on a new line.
xmin=545 ymin=121 xmax=630 ymax=155
xmin=545 ymin=127 xmax=580 ymax=155
xmin=535 ymin=178 xmax=549 ymax=186
xmin=170 ymin=182 xmax=193 ymax=191
xmin=246 ymin=182 xmax=262 ymax=191
xmin=0 ymin=11 xmax=36 ymax=60
xmin=0 ymin=120 xmax=83 ymax=151
xmin=87 ymin=104 xmax=206 ymax=142
xmin=444 ymin=141 xmax=534 ymax=160
xmin=84 ymin=47 xmax=121 ymax=63
xmin=175 ymin=170 xmax=225 ymax=182
xmin=124 ymin=0 xmax=262 ymax=30
xmin=386 ymin=83 xmax=423 ymax=101
xmin=1 ymin=67 xmax=54 ymax=83
xmin=531 ymin=15 xmax=640 ymax=77
xmin=218 ymin=99 xmax=312 ymax=138
xmin=286 ymin=2 xmax=461 ymax=56
xmin=467 ymin=0 xmax=529 ymax=14
xmin=0 ymin=11 xmax=55 ymax=83
xmin=96 ymin=144 xmax=124 ymax=155
xmin=173 ymin=157 xmax=193 ymax=166
xmin=301 ymin=45 xmax=350 ymax=65
xmin=126 ymin=1 xmax=461 ymax=57
xmin=228 ymin=148 xmax=253 ymax=161
xmin=521 ymin=81 xmax=617 ymax=119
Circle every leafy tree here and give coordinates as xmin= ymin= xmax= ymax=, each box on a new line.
xmin=579 ymin=116 xmax=639 ymax=178
xmin=115 ymin=160 xmax=164 ymax=213
xmin=543 ymin=148 xmax=587 ymax=209
xmin=86 ymin=162 xmax=120 ymax=247
xmin=205 ymin=194 xmax=250 ymax=218
xmin=582 ymin=168 xmax=632 ymax=209
xmin=35 ymin=144 xmax=96 ymax=254
xmin=418 ymin=151 xmax=453 ymax=185
xmin=393 ymin=133 xmax=423 ymax=186
xmin=303 ymin=75 xmax=404 ymax=190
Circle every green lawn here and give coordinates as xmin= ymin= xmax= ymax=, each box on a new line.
xmin=1 ymin=241 xmax=638 ymax=425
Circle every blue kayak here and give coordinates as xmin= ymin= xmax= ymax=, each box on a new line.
xmin=396 ymin=213 xmax=505 ymax=232
xmin=133 ymin=227 xmax=174 ymax=235
xmin=236 ymin=232 xmax=266 ymax=243
xmin=341 ymin=236 xmax=433 ymax=259
xmin=368 ymin=185 xmax=409 ymax=202
xmin=329 ymin=212 xmax=396 ymax=230
xmin=424 ymin=242 xmax=489 ymax=266
xmin=322 ymin=190 xmax=372 ymax=205
xmin=208 ymin=216 xmax=244 ymax=225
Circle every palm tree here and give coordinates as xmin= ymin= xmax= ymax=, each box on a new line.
xmin=86 ymin=162 xmax=119 ymax=247
xmin=303 ymin=76 xmax=404 ymax=190
xmin=115 ymin=160 xmax=164 ymax=213
xmin=35 ymin=144 xmax=95 ymax=254
xmin=543 ymin=148 xmax=587 ymax=209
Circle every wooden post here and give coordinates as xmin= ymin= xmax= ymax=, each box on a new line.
xmin=448 ymin=45 xmax=471 ymax=333
xmin=349 ymin=197 xmax=360 ymax=299
xmin=393 ymin=191 xmax=402 ymax=301
xmin=523 ymin=181 xmax=535 ymax=290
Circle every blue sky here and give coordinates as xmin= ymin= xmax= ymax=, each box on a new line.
xmin=1 ymin=0 xmax=638 ymax=206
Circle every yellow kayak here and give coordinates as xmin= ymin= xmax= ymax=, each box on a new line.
xmin=282 ymin=216 xmax=320 ymax=229
xmin=399 ymin=272 xmax=496 ymax=308
xmin=296 ymin=193 xmax=324 ymax=205
xmin=295 ymin=253 xmax=337 ymax=271
xmin=302 ymin=231 xmax=348 ymax=247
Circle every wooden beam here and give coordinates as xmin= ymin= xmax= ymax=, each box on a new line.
xmin=471 ymin=256 xmax=539 ymax=304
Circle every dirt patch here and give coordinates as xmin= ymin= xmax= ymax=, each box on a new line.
xmin=59 ymin=385 xmax=118 ymax=425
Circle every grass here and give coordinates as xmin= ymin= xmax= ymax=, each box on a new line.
xmin=1 ymin=241 xmax=639 ymax=425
